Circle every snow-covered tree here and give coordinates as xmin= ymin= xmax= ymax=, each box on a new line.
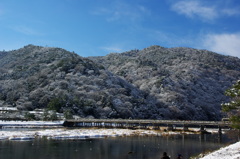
xmin=222 ymin=80 xmax=240 ymax=129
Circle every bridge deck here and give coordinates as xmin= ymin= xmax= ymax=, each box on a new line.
xmin=64 ymin=119 xmax=231 ymax=127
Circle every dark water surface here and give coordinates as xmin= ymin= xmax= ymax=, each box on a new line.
xmin=0 ymin=133 xmax=238 ymax=159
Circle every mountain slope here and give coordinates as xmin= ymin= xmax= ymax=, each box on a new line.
xmin=90 ymin=45 xmax=240 ymax=120
xmin=0 ymin=45 xmax=163 ymax=119
xmin=1 ymin=45 xmax=239 ymax=120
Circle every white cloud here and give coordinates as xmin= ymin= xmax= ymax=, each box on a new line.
xmin=222 ymin=8 xmax=240 ymax=16
xmin=171 ymin=0 xmax=240 ymax=22
xmin=92 ymin=1 xmax=150 ymax=23
xmin=203 ymin=33 xmax=240 ymax=58
xmin=171 ymin=0 xmax=218 ymax=21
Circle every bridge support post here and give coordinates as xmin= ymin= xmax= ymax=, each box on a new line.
xmin=153 ymin=124 xmax=160 ymax=130
xmin=167 ymin=124 xmax=174 ymax=131
xmin=200 ymin=125 xmax=205 ymax=132
xmin=183 ymin=124 xmax=188 ymax=131
xmin=199 ymin=125 xmax=210 ymax=134
xmin=199 ymin=125 xmax=206 ymax=134
xmin=218 ymin=126 xmax=222 ymax=134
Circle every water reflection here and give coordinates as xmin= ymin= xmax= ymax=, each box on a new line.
xmin=0 ymin=133 xmax=238 ymax=159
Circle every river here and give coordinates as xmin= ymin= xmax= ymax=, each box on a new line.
xmin=0 ymin=131 xmax=238 ymax=159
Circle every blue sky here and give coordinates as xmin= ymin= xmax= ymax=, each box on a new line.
xmin=0 ymin=0 xmax=240 ymax=57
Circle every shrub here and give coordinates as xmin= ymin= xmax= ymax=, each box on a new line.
xmin=24 ymin=112 xmax=36 ymax=120
xmin=49 ymin=110 xmax=58 ymax=121
xmin=43 ymin=109 xmax=50 ymax=121
xmin=43 ymin=109 xmax=58 ymax=121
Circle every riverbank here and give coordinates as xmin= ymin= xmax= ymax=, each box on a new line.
xmin=1 ymin=120 xmax=221 ymax=140
xmin=0 ymin=127 xmax=194 ymax=140
xmin=0 ymin=120 xmax=64 ymax=126
xmin=0 ymin=120 xmax=223 ymax=140
xmin=198 ymin=141 xmax=240 ymax=159
xmin=1 ymin=127 xmax=238 ymax=159
xmin=1 ymin=121 xmax=239 ymax=159
xmin=1 ymin=120 xmax=239 ymax=159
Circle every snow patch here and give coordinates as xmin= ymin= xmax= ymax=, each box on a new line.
xmin=200 ymin=141 xmax=240 ymax=159
xmin=0 ymin=127 xmax=164 ymax=141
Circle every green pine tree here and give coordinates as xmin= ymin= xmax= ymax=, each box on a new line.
xmin=222 ymin=80 xmax=240 ymax=129
xmin=64 ymin=109 xmax=73 ymax=119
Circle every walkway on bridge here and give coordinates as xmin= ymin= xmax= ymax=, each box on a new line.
xmin=63 ymin=119 xmax=231 ymax=133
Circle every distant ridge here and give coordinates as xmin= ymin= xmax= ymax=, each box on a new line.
xmin=0 ymin=45 xmax=239 ymax=120
xmin=90 ymin=45 xmax=240 ymax=120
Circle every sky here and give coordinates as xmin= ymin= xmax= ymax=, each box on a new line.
xmin=0 ymin=0 xmax=240 ymax=57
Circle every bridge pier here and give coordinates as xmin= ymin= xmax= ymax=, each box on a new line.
xmin=218 ymin=126 xmax=222 ymax=134
xmin=153 ymin=123 xmax=160 ymax=130
xmin=183 ymin=124 xmax=189 ymax=131
xmin=199 ymin=125 xmax=211 ymax=134
xmin=167 ymin=124 xmax=174 ymax=131
xmin=200 ymin=125 xmax=205 ymax=132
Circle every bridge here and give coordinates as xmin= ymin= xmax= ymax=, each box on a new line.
xmin=63 ymin=119 xmax=232 ymax=134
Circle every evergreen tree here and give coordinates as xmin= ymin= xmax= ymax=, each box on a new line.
xmin=47 ymin=98 xmax=63 ymax=112
xmin=64 ymin=109 xmax=73 ymax=119
xmin=222 ymin=80 xmax=240 ymax=129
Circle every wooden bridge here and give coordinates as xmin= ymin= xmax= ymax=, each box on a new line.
xmin=63 ymin=119 xmax=232 ymax=133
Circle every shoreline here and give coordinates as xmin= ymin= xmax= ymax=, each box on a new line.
xmin=0 ymin=120 xmax=225 ymax=140
xmin=1 ymin=127 xmax=239 ymax=159
xmin=1 ymin=120 xmax=239 ymax=159
xmin=0 ymin=127 xmax=195 ymax=140
xmin=198 ymin=141 xmax=240 ymax=159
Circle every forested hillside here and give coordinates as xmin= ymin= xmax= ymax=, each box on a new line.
xmin=0 ymin=45 xmax=239 ymax=120
xmin=0 ymin=45 xmax=161 ymax=119
xmin=90 ymin=45 xmax=240 ymax=120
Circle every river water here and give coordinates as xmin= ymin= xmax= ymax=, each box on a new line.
xmin=0 ymin=132 xmax=238 ymax=159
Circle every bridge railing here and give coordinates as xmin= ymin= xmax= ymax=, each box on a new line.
xmin=64 ymin=119 xmax=232 ymax=127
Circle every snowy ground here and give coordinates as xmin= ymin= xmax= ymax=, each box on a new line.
xmin=0 ymin=127 xmax=165 ymax=140
xmin=199 ymin=141 xmax=240 ymax=159
xmin=0 ymin=120 xmax=64 ymax=126
xmin=0 ymin=120 xmax=197 ymax=140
